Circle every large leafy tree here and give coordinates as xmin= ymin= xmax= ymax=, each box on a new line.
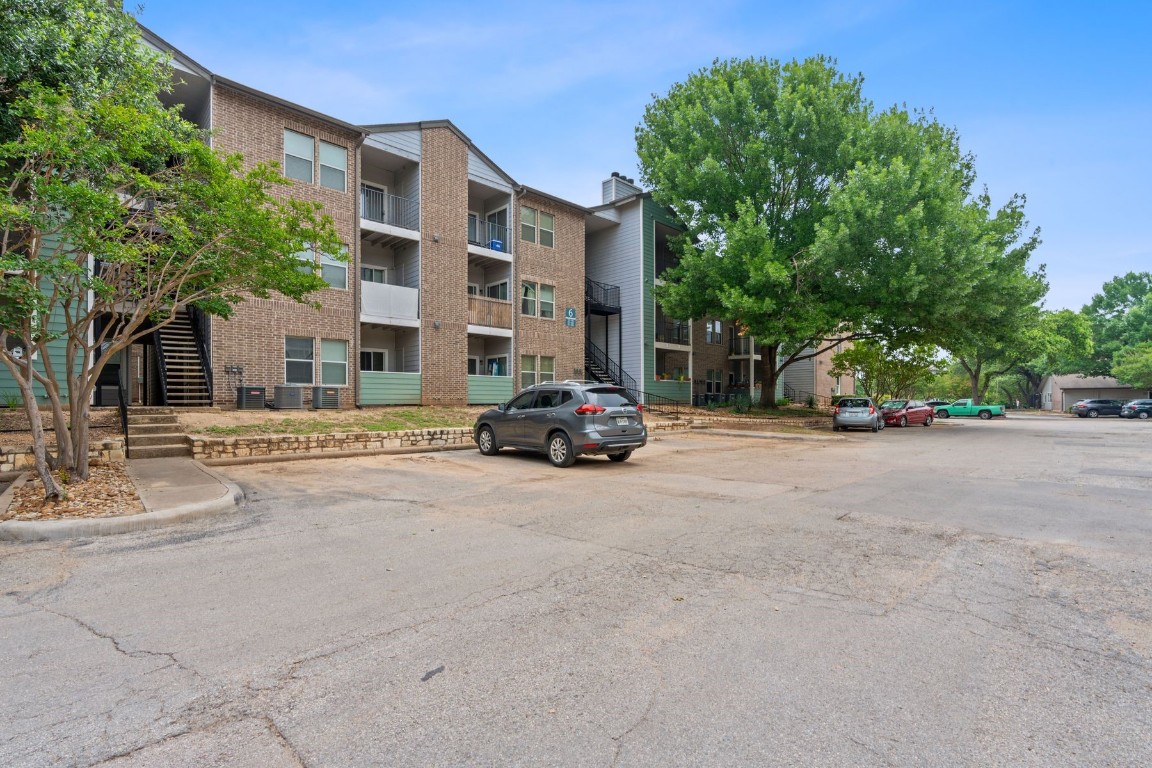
xmin=1076 ymin=272 xmax=1152 ymax=377
xmin=1111 ymin=342 xmax=1152 ymax=390
xmin=827 ymin=340 xmax=939 ymax=402
xmin=636 ymin=56 xmax=1031 ymax=405
xmin=0 ymin=0 xmax=341 ymax=497
xmin=999 ymin=309 xmax=1093 ymax=406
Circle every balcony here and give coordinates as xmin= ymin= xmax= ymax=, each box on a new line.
xmin=361 ymin=281 xmax=419 ymax=326
xmin=468 ymin=295 xmax=513 ymax=330
xmin=468 ymin=217 xmax=511 ymax=254
xmin=361 ymin=185 xmax=419 ymax=231
xmin=729 ymin=336 xmax=754 ymax=356
xmin=585 ymin=277 xmax=621 ymax=315
xmin=655 ymin=321 xmax=691 ymax=346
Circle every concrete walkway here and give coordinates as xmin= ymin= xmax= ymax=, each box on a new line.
xmin=0 ymin=458 xmax=242 ymax=542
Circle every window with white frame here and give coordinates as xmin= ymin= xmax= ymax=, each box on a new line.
xmin=319 ymin=141 xmax=346 ymax=191
xmin=520 ymin=206 xmax=555 ymax=247
xmin=361 ymin=266 xmax=386 ymax=284
xmin=705 ymin=320 xmax=723 ymax=344
xmin=521 ymin=281 xmax=555 ymax=318
xmin=284 ymin=130 xmax=314 ymax=183
xmin=486 ymin=281 xmax=509 ymax=300
xmin=360 ymin=350 xmax=387 ymax=372
xmin=321 ymin=339 xmax=347 ymax=385
xmin=487 ymin=356 xmax=508 ymax=376
xmin=520 ymin=355 xmax=555 ymax=388
xmin=285 ymin=336 xmax=313 ymax=384
xmin=294 ymin=247 xmax=315 ymax=276
xmin=319 ymin=246 xmax=347 ymax=289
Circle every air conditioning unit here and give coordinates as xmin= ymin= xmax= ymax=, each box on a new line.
xmin=273 ymin=384 xmax=304 ymax=409
xmin=236 ymin=386 xmax=266 ymax=410
xmin=312 ymin=386 xmax=341 ymax=409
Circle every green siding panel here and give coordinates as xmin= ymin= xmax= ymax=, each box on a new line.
xmin=0 ymin=264 xmax=81 ymax=405
xmin=467 ymin=375 xmax=512 ymax=405
xmin=360 ymin=372 xmax=421 ymax=405
xmin=646 ymin=379 xmax=691 ymax=404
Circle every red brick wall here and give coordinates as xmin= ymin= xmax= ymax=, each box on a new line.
xmin=206 ymin=85 xmax=361 ymax=408
xmin=514 ymin=192 xmax=585 ymax=389
xmin=418 ymin=127 xmax=469 ymax=405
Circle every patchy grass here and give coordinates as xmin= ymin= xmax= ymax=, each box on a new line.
xmin=194 ymin=408 xmax=479 ymax=437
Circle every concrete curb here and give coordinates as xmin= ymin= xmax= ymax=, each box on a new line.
xmin=198 ymin=441 xmax=474 ymax=467
xmin=692 ymin=428 xmax=843 ymax=442
xmin=0 ymin=461 xmax=244 ymax=542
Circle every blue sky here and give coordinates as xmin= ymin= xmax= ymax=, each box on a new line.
xmin=136 ymin=0 xmax=1151 ymax=312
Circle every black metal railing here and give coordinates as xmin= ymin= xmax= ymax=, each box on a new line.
xmin=585 ymin=277 xmax=621 ymax=312
xmin=117 ymin=370 xmax=130 ymax=458
xmin=782 ymin=382 xmax=834 ymax=410
xmin=154 ymin=326 xmax=169 ymax=407
xmin=585 ymin=339 xmax=637 ymax=394
xmin=189 ymin=306 xmax=213 ymax=403
xmin=637 ymin=389 xmax=680 ymax=416
xmin=655 ymin=321 xmax=691 ymax=345
xmin=467 ymin=217 xmax=510 ymax=251
xmin=728 ymin=336 xmax=754 ymax=355
xmin=361 ymin=186 xmax=419 ymax=230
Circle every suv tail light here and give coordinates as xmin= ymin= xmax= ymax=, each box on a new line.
xmin=834 ymin=405 xmax=841 ymax=415
xmin=868 ymin=404 xmax=875 ymax=415
xmin=635 ymin=404 xmax=643 ymax=412
xmin=574 ymin=403 xmax=606 ymax=415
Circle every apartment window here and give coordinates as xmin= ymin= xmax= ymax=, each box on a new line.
xmin=320 ymin=247 xmax=348 ymax=289
xmin=467 ymin=283 xmax=480 ymax=296
xmin=321 ymin=339 xmax=347 ymax=385
xmin=294 ymin=247 xmax=315 ymax=276
xmin=319 ymin=141 xmax=346 ymax=191
xmin=520 ymin=355 xmax=555 ymax=388
xmin=486 ymin=281 xmax=509 ymax=300
xmin=705 ymin=320 xmax=723 ymax=344
xmin=521 ymin=281 xmax=555 ymax=318
xmin=487 ymin=356 xmax=508 ymax=376
xmin=520 ymin=207 xmax=555 ymax=248
xmin=285 ymin=336 xmax=313 ymax=384
xmin=360 ymin=350 xmax=387 ymax=372
xmin=361 ymin=266 xmax=386 ymax=284
xmin=284 ymin=130 xmax=314 ymax=183
xmin=539 ymin=284 xmax=555 ymax=319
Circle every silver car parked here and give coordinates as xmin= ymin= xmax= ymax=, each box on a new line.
xmin=832 ymin=397 xmax=884 ymax=433
xmin=474 ymin=381 xmax=647 ymax=467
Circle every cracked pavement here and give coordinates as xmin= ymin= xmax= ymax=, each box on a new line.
xmin=1 ymin=415 xmax=1150 ymax=766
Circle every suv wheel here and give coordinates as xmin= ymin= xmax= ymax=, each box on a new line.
xmin=608 ymin=450 xmax=632 ymax=462
xmin=547 ymin=432 xmax=575 ymax=467
xmin=1087 ymin=409 xmax=1099 ymax=418
xmin=476 ymin=426 xmax=498 ymax=456
xmin=1140 ymin=412 xmax=1149 ymax=420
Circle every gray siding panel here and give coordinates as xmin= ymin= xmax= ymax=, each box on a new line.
xmin=586 ymin=203 xmax=644 ymax=384
xmin=467 ymin=149 xmax=512 ymax=192
xmin=367 ymin=131 xmax=420 ymax=162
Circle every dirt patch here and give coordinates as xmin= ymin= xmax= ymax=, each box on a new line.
xmin=3 ymin=462 xmax=145 ymax=521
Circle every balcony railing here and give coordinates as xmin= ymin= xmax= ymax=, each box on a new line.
xmin=468 ymin=217 xmax=511 ymax=252
xmin=361 ymin=281 xmax=419 ymax=322
xmin=361 ymin=186 xmax=419 ymax=231
xmin=729 ymin=336 xmax=754 ymax=355
xmin=655 ymin=321 xmax=691 ymax=345
xmin=468 ymin=295 xmax=513 ymax=329
xmin=585 ymin=277 xmax=621 ymax=313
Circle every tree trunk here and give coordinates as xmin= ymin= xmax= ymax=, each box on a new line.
xmin=70 ymin=399 xmax=91 ymax=481
xmin=758 ymin=344 xmax=779 ymax=408
xmin=13 ymin=379 xmax=62 ymax=499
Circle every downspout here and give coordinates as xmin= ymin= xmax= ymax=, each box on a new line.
xmin=353 ymin=131 xmax=367 ymax=409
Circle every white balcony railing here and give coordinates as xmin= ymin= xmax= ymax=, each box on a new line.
xmin=361 ymin=281 xmax=419 ymax=323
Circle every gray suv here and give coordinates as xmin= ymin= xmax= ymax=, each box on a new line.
xmin=474 ymin=381 xmax=647 ymax=467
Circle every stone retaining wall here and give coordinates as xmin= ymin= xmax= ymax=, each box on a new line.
xmin=190 ymin=428 xmax=473 ymax=461
xmin=0 ymin=439 xmax=126 ymax=474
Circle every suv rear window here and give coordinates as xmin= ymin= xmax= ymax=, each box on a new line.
xmin=584 ymin=388 xmax=637 ymax=407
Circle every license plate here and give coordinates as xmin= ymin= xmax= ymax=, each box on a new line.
xmin=615 ymin=416 xmax=629 ymax=426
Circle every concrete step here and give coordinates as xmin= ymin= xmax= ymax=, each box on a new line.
xmin=129 ymin=433 xmax=188 ymax=447
xmin=126 ymin=423 xmax=182 ymax=436
xmin=128 ymin=414 xmax=181 ymax=426
xmin=130 ymin=443 xmax=191 ymax=459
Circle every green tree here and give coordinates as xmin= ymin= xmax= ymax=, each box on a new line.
xmin=828 ymin=340 xmax=938 ymax=402
xmin=636 ymin=56 xmax=1025 ymax=405
xmin=1077 ymin=272 xmax=1152 ymax=377
xmin=0 ymin=0 xmax=341 ymax=497
xmin=1112 ymin=342 xmax=1152 ymax=390
xmin=1000 ymin=309 xmax=1093 ymax=406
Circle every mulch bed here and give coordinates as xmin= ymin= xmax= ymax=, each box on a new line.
xmin=2 ymin=461 xmax=145 ymax=521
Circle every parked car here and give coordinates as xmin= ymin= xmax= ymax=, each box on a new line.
xmin=1120 ymin=399 xmax=1152 ymax=420
xmin=1070 ymin=398 xmax=1125 ymax=418
xmin=933 ymin=399 xmax=1007 ymax=420
xmin=879 ymin=399 xmax=934 ymax=427
xmin=833 ymin=397 xmax=884 ymax=433
xmin=924 ymin=399 xmax=950 ymax=409
xmin=473 ymin=381 xmax=647 ymax=467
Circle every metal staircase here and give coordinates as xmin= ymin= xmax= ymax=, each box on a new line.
xmin=155 ymin=310 xmax=212 ymax=407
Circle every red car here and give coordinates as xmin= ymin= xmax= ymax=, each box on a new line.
xmin=880 ymin=399 xmax=935 ymax=427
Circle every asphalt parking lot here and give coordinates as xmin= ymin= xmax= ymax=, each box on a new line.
xmin=2 ymin=414 xmax=1150 ymax=766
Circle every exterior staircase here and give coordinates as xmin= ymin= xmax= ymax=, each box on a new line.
xmin=126 ymin=407 xmax=190 ymax=459
xmin=156 ymin=312 xmax=211 ymax=407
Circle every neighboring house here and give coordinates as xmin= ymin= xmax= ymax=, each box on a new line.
xmin=779 ymin=342 xmax=855 ymax=405
xmin=1039 ymin=374 xmax=1151 ymax=412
